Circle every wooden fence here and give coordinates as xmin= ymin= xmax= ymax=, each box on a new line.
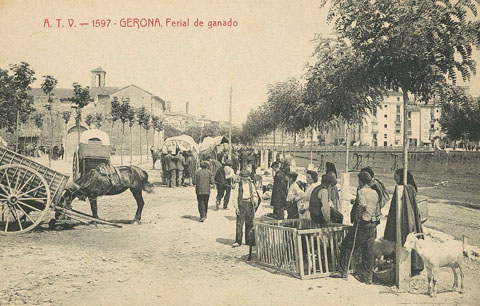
xmin=254 ymin=218 xmax=352 ymax=279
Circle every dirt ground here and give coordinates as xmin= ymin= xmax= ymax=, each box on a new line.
xmin=1 ymin=156 xmax=480 ymax=306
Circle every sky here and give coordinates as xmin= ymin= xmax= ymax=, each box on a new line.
xmin=0 ymin=0 xmax=479 ymax=124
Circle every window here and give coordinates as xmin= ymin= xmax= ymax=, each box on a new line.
xmin=395 ymin=140 xmax=400 ymax=145
xmin=397 ymin=97 xmax=401 ymax=102
xmin=396 ymin=105 xmax=401 ymax=113
xmin=384 ymin=114 xmax=388 ymax=118
xmin=396 ymin=115 xmax=401 ymax=122
xmin=408 ymin=112 xmax=411 ymax=118
xmin=384 ymin=141 xmax=388 ymax=146
xmin=395 ymin=129 xmax=401 ymax=134
xmin=384 ymin=124 xmax=387 ymax=129
xmin=384 ymin=134 xmax=388 ymax=139
xmin=431 ymin=124 xmax=435 ymax=129
xmin=384 ymin=104 xmax=388 ymax=108
xmin=373 ymin=134 xmax=377 ymax=140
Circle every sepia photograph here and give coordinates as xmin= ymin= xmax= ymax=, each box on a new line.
xmin=1 ymin=0 xmax=480 ymax=305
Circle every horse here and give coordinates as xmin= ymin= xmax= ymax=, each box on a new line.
xmin=58 ymin=165 xmax=154 ymax=224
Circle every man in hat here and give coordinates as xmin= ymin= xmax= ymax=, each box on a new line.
xmin=176 ymin=150 xmax=185 ymax=187
xmin=195 ymin=161 xmax=214 ymax=222
xmin=164 ymin=150 xmax=176 ymax=188
xmin=232 ymin=169 xmax=258 ymax=247
xmin=216 ymin=159 xmax=234 ymax=210
xmin=271 ymin=161 xmax=288 ymax=220
xmin=309 ymin=173 xmax=335 ymax=227
xmin=331 ymin=171 xmax=379 ymax=283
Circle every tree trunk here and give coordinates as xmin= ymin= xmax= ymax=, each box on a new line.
xmin=310 ymin=129 xmax=313 ymax=165
xmin=130 ymin=125 xmax=133 ymax=166
xmin=49 ymin=103 xmax=53 ymax=167
xmin=121 ymin=122 xmax=124 ymax=165
xmin=345 ymin=122 xmax=349 ymax=173
xmin=15 ymin=110 xmax=19 ymax=152
xmin=281 ymin=130 xmax=284 ymax=154
xmin=146 ymin=129 xmax=149 ymax=162
xmin=273 ymin=128 xmax=276 ymax=151
xmin=396 ymin=87 xmax=411 ymax=290
xmin=139 ymin=126 xmax=143 ymax=164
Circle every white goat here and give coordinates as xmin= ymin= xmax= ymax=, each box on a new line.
xmin=403 ymin=232 xmax=464 ymax=297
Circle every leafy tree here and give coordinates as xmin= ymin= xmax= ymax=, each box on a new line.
xmin=69 ymin=82 xmax=90 ymax=144
xmin=127 ymin=107 xmax=136 ymax=165
xmin=151 ymin=115 xmax=164 ymax=149
xmin=62 ymin=110 xmax=71 ymax=160
xmin=33 ymin=112 xmax=44 ymax=147
xmin=41 ymin=75 xmax=58 ymax=166
xmin=438 ymin=84 xmax=480 ymax=145
xmin=2 ymin=63 xmax=37 ymax=151
xmin=137 ymin=106 xmax=148 ymax=164
xmin=323 ymin=0 xmax=480 ymax=183
xmin=94 ymin=112 xmax=104 ymax=129
xmin=142 ymin=111 xmax=151 ymax=161
xmin=110 ymin=97 xmax=121 ymax=138
xmin=118 ymin=98 xmax=133 ymax=165
xmin=163 ymin=124 xmax=182 ymax=139
xmin=85 ymin=113 xmax=95 ymax=129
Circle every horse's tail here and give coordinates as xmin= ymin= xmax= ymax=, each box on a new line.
xmin=143 ymin=180 xmax=154 ymax=193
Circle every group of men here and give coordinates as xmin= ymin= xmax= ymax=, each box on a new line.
xmin=161 ymin=149 xmax=196 ymax=187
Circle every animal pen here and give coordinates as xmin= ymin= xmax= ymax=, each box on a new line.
xmin=254 ymin=218 xmax=352 ymax=279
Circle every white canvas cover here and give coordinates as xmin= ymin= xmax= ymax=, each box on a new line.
xmin=80 ymin=129 xmax=111 ymax=145
xmin=199 ymin=136 xmax=229 ymax=153
xmin=161 ymin=135 xmax=199 ymax=155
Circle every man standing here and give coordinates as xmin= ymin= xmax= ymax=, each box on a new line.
xmin=165 ymin=150 xmax=176 ymax=188
xmin=331 ymin=171 xmax=379 ymax=283
xmin=195 ymin=161 xmax=214 ymax=222
xmin=185 ymin=152 xmax=195 ymax=186
xmin=232 ymin=169 xmax=258 ymax=247
xmin=215 ymin=162 xmax=227 ymax=211
xmin=309 ymin=174 xmax=335 ymax=227
xmin=271 ymin=161 xmax=288 ymax=220
xmin=176 ymin=150 xmax=185 ymax=187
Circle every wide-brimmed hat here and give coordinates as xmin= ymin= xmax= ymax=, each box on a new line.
xmin=240 ymin=169 xmax=250 ymax=177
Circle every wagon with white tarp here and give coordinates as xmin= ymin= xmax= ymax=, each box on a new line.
xmin=72 ymin=129 xmax=111 ymax=180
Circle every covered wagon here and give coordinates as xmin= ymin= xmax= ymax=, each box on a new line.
xmin=72 ymin=129 xmax=111 ymax=180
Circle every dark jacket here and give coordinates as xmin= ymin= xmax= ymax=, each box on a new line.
xmin=384 ymin=184 xmax=424 ymax=272
xmin=271 ymin=170 xmax=288 ymax=209
xmin=215 ymin=166 xmax=227 ymax=186
xmin=176 ymin=154 xmax=185 ymax=171
xmin=195 ymin=168 xmax=213 ymax=195
xmin=164 ymin=154 xmax=176 ymax=171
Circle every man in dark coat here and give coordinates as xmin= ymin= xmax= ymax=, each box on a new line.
xmin=164 ymin=151 xmax=177 ymax=188
xmin=185 ymin=153 xmax=196 ymax=186
xmin=195 ymin=161 xmax=214 ymax=222
xmin=231 ymin=150 xmax=239 ymax=174
xmin=271 ymin=161 xmax=288 ymax=220
xmin=176 ymin=150 xmax=185 ymax=187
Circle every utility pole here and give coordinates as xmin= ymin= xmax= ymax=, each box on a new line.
xmin=228 ymin=85 xmax=232 ymax=157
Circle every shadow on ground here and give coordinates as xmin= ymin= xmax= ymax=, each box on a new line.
xmin=181 ymin=215 xmax=201 ymax=222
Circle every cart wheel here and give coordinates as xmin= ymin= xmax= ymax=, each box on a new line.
xmin=0 ymin=164 xmax=51 ymax=234
xmin=72 ymin=152 xmax=79 ymax=180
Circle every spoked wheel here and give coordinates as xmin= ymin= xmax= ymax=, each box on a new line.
xmin=72 ymin=152 xmax=79 ymax=180
xmin=0 ymin=164 xmax=51 ymax=234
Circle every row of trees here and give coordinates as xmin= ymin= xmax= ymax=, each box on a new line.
xmin=242 ymin=0 xmax=480 ymax=156
xmin=109 ymin=96 xmax=164 ymax=165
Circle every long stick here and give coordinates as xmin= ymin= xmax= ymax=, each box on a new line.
xmin=54 ymin=206 xmax=122 ymax=228
xmin=229 ymin=85 xmax=232 ymax=157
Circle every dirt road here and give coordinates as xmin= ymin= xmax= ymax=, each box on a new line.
xmin=1 ymin=160 xmax=479 ymax=306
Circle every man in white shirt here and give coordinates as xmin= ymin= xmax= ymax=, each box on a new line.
xmin=232 ymin=169 xmax=258 ymax=247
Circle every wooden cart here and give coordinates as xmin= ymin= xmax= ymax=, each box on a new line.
xmin=0 ymin=146 xmax=120 ymax=235
xmin=72 ymin=129 xmax=111 ymax=180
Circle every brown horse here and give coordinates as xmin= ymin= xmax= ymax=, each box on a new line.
xmin=58 ymin=165 xmax=154 ymax=223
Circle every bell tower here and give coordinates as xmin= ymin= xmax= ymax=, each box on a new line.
xmin=90 ymin=67 xmax=106 ymax=88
